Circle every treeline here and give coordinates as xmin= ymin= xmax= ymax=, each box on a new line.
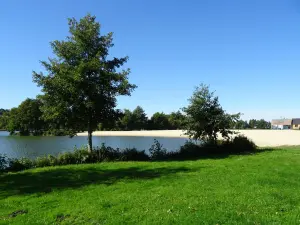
xmin=0 ymin=100 xmax=271 ymax=135
xmin=0 ymin=102 xmax=187 ymax=135
xmin=231 ymin=119 xmax=271 ymax=129
xmin=99 ymin=106 xmax=186 ymax=131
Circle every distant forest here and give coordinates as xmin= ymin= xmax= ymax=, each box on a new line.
xmin=0 ymin=103 xmax=270 ymax=135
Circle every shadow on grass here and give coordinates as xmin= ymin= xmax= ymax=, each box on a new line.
xmin=165 ymin=148 xmax=277 ymax=161
xmin=0 ymin=166 xmax=192 ymax=199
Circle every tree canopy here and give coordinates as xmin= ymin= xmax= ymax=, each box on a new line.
xmin=148 ymin=112 xmax=171 ymax=130
xmin=5 ymin=99 xmax=44 ymax=135
xmin=183 ymin=84 xmax=240 ymax=143
xmin=33 ymin=14 xmax=136 ymax=151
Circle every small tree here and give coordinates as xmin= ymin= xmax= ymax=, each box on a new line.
xmin=183 ymin=84 xmax=240 ymax=143
xmin=33 ymin=14 xmax=136 ymax=151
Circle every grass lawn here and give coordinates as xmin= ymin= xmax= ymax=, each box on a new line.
xmin=1 ymin=148 xmax=300 ymax=224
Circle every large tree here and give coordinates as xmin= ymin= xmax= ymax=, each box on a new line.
xmin=33 ymin=14 xmax=136 ymax=151
xmin=183 ymin=84 xmax=240 ymax=143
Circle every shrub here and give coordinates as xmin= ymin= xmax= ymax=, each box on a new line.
xmin=7 ymin=157 xmax=34 ymax=172
xmin=72 ymin=149 xmax=93 ymax=164
xmin=0 ymin=154 xmax=9 ymax=171
xmin=57 ymin=152 xmax=77 ymax=165
xmin=120 ymin=148 xmax=149 ymax=161
xmin=48 ymin=155 xmax=59 ymax=166
xmin=35 ymin=156 xmax=51 ymax=167
xmin=1 ymin=137 xmax=258 ymax=173
xmin=93 ymin=144 xmax=122 ymax=162
xmin=178 ymin=141 xmax=203 ymax=159
xmin=149 ymin=139 xmax=167 ymax=160
xmin=224 ymin=135 xmax=257 ymax=153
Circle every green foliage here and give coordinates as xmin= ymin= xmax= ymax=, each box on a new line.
xmin=93 ymin=144 xmax=122 ymax=162
xmin=131 ymin=106 xmax=148 ymax=130
xmin=231 ymin=119 xmax=271 ymax=129
xmin=231 ymin=119 xmax=249 ymax=129
xmin=0 ymin=154 xmax=8 ymax=171
xmin=118 ymin=109 xmax=134 ymax=130
xmin=120 ymin=148 xmax=149 ymax=161
xmin=149 ymin=139 xmax=168 ymax=160
xmin=149 ymin=112 xmax=171 ymax=130
xmin=118 ymin=106 xmax=148 ymax=131
xmin=1 ymin=137 xmax=258 ymax=172
xmin=5 ymin=99 xmax=44 ymax=136
xmin=7 ymin=157 xmax=34 ymax=172
xmin=168 ymin=111 xmax=186 ymax=129
xmin=0 ymin=109 xmax=8 ymax=116
xmin=248 ymin=119 xmax=271 ymax=129
xmin=177 ymin=141 xmax=203 ymax=158
xmin=224 ymin=135 xmax=257 ymax=153
xmin=183 ymin=84 xmax=240 ymax=143
xmin=98 ymin=108 xmax=187 ymax=131
xmin=0 ymin=109 xmax=9 ymax=130
xmin=33 ymin=14 xmax=136 ymax=150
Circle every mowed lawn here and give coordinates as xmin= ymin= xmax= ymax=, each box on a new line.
xmin=1 ymin=148 xmax=300 ymax=224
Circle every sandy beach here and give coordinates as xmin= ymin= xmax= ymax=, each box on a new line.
xmin=77 ymin=130 xmax=300 ymax=147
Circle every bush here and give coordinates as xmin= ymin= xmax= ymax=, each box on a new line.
xmin=57 ymin=152 xmax=78 ymax=165
xmin=72 ymin=149 xmax=93 ymax=164
xmin=224 ymin=135 xmax=257 ymax=153
xmin=120 ymin=148 xmax=149 ymax=161
xmin=93 ymin=144 xmax=122 ymax=162
xmin=48 ymin=155 xmax=59 ymax=166
xmin=178 ymin=141 xmax=203 ymax=158
xmin=1 ymin=138 xmax=258 ymax=173
xmin=149 ymin=139 xmax=167 ymax=160
xmin=7 ymin=157 xmax=34 ymax=172
xmin=0 ymin=154 xmax=9 ymax=171
xmin=35 ymin=156 xmax=51 ymax=167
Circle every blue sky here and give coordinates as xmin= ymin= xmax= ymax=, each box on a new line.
xmin=0 ymin=0 xmax=300 ymax=120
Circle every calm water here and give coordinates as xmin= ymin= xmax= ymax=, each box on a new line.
xmin=0 ymin=131 xmax=189 ymax=159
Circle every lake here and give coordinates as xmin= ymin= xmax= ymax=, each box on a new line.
xmin=0 ymin=131 xmax=189 ymax=159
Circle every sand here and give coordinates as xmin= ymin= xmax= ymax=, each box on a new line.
xmin=77 ymin=130 xmax=300 ymax=147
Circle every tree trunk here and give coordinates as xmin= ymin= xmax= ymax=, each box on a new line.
xmin=87 ymin=120 xmax=93 ymax=152
xmin=213 ymin=132 xmax=217 ymax=145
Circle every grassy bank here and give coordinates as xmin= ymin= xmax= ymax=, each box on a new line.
xmin=1 ymin=147 xmax=300 ymax=224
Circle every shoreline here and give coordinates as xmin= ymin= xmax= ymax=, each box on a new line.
xmin=77 ymin=130 xmax=188 ymax=138
xmin=77 ymin=130 xmax=300 ymax=147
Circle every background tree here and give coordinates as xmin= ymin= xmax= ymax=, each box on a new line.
xmin=6 ymin=99 xmax=44 ymax=135
xmin=0 ymin=109 xmax=9 ymax=130
xmin=33 ymin=14 xmax=136 ymax=151
xmin=231 ymin=119 xmax=249 ymax=129
xmin=168 ymin=111 xmax=186 ymax=129
xmin=119 ymin=109 xmax=134 ymax=131
xmin=118 ymin=106 xmax=148 ymax=130
xmin=0 ymin=109 xmax=8 ymax=116
xmin=131 ymin=106 xmax=148 ymax=130
xmin=149 ymin=112 xmax=171 ymax=130
xmin=248 ymin=119 xmax=270 ymax=129
xmin=183 ymin=84 xmax=240 ymax=143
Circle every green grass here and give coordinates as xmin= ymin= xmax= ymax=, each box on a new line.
xmin=1 ymin=148 xmax=300 ymax=224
